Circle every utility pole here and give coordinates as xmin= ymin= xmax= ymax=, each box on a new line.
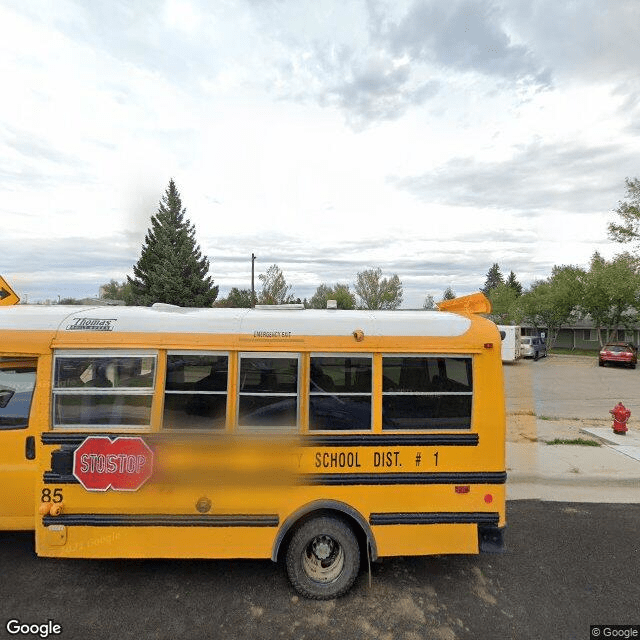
xmin=251 ymin=253 xmax=256 ymax=307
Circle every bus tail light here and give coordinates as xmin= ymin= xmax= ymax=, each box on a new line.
xmin=484 ymin=494 xmax=493 ymax=504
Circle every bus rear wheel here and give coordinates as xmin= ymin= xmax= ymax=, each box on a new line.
xmin=285 ymin=516 xmax=360 ymax=599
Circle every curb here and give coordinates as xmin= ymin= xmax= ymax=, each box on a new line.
xmin=507 ymin=472 xmax=640 ymax=487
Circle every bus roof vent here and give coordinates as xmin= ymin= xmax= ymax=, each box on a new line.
xmin=254 ymin=304 xmax=305 ymax=310
xmin=151 ymin=303 xmax=182 ymax=311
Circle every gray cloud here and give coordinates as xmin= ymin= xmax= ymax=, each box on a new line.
xmin=501 ymin=0 xmax=640 ymax=86
xmin=0 ymin=127 xmax=95 ymax=191
xmin=394 ymin=141 xmax=636 ymax=216
xmin=272 ymin=0 xmax=550 ymax=127
xmin=4 ymin=127 xmax=84 ymax=167
xmin=386 ymin=0 xmax=550 ymax=85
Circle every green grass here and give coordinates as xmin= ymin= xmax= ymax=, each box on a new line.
xmin=545 ymin=438 xmax=601 ymax=447
xmin=548 ymin=348 xmax=598 ymax=357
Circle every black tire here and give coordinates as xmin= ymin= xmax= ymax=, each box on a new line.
xmin=285 ymin=516 xmax=360 ymax=600
xmin=599 ymin=360 xmax=604 ymax=367
xmin=534 ymin=351 xmax=539 ymax=361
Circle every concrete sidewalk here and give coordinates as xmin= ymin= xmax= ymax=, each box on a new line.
xmin=507 ymin=423 xmax=640 ymax=502
xmin=507 ymin=439 xmax=640 ymax=502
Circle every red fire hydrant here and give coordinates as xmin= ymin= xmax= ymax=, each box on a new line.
xmin=610 ymin=402 xmax=630 ymax=435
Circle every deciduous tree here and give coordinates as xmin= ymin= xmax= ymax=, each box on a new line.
xmin=608 ymin=177 xmax=640 ymax=253
xmin=518 ymin=266 xmax=585 ymax=347
xmin=488 ymin=283 xmax=519 ymax=324
xmin=581 ymin=252 xmax=640 ymax=345
xmin=309 ymin=283 xmax=356 ymax=309
xmin=100 ymin=279 xmax=132 ymax=304
xmin=215 ymin=287 xmax=253 ymax=308
xmin=354 ymin=268 xmax=403 ymax=310
xmin=258 ymin=264 xmax=295 ymax=304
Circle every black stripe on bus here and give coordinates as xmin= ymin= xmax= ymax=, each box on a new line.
xmin=369 ymin=511 xmax=500 ymax=526
xmin=43 ymin=470 xmax=507 ymax=486
xmin=42 ymin=433 xmax=480 ymax=447
xmin=304 ymin=471 xmax=507 ymax=486
xmin=43 ymin=433 xmax=107 ymax=445
xmin=42 ymin=514 xmax=279 ymax=528
xmin=305 ymin=434 xmax=479 ymax=447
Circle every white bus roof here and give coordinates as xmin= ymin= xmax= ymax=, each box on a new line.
xmin=0 ymin=305 xmax=476 ymax=338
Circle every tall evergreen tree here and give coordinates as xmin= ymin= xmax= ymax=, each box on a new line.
xmin=505 ymin=271 xmax=523 ymax=296
xmin=127 ymin=180 xmax=218 ymax=307
xmin=441 ymin=286 xmax=456 ymax=301
xmin=481 ymin=263 xmax=504 ymax=295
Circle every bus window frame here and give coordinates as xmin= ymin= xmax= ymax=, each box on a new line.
xmin=308 ymin=352 xmax=373 ymax=433
xmin=162 ymin=350 xmax=230 ymax=433
xmin=51 ymin=349 xmax=158 ymax=432
xmin=381 ymin=353 xmax=474 ymax=432
xmin=236 ymin=351 xmax=301 ymax=433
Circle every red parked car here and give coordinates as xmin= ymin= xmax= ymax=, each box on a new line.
xmin=599 ymin=342 xmax=638 ymax=369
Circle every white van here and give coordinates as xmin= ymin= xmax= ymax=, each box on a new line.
xmin=497 ymin=325 xmax=522 ymax=362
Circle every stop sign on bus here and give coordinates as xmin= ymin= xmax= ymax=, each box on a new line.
xmin=73 ymin=436 xmax=154 ymax=492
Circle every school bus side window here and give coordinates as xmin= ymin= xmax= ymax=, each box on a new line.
xmin=52 ymin=353 xmax=156 ymax=429
xmin=237 ymin=354 xmax=298 ymax=430
xmin=309 ymin=356 xmax=372 ymax=431
xmin=0 ymin=358 xmax=37 ymax=430
xmin=382 ymin=356 xmax=473 ymax=430
xmin=163 ymin=353 xmax=228 ymax=430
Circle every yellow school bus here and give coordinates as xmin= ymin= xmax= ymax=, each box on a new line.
xmin=0 ymin=293 xmax=505 ymax=599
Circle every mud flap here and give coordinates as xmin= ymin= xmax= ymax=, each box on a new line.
xmin=479 ymin=524 xmax=505 ymax=553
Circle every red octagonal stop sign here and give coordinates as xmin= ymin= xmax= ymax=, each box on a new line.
xmin=73 ymin=436 xmax=154 ymax=492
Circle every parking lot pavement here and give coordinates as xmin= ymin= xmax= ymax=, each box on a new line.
xmin=505 ymin=354 xmax=639 ymax=423
xmin=503 ymin=355 xmax=640 ymax=503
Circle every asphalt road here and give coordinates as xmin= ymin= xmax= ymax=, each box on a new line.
xmin=1 ymin=501 xmax=639 ymax=640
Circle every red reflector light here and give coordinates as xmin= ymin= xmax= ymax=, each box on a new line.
xmin=455 ymin=485 xmax=470 ymax=494
xmin=484 ymin=343 xmax=493 ymax=349
xmin=484 ymin=494 xmax=493 ymax=504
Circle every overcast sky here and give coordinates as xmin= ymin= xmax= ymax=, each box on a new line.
xmin=2 ymin=0 xmax=638 ymax=306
